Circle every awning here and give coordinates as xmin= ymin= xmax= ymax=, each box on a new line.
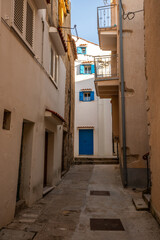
xmin=77 ymin=126 xmax=94 ymax=129
xmin=45 ymin=109 xmax=65 ymax=125
xmin=81 ymin=88 xmax=92 ymax=92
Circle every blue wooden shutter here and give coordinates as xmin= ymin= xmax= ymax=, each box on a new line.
xmin=80 ymin=65 xmax=85 ymax=74
xmin=90 ymin=91 xmax=94 ymax=101
xmin=77 ymin=47 xmax=82 ymax=54
xmin=91 ymin=64 xmax=95 ymax=74
xmin=79 ymin=91 xmax=83 ymax=101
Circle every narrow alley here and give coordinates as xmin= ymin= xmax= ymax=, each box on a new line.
xmin=1 ymin=165 xmax=160 ymax=240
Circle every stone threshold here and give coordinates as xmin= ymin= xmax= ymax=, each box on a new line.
xmin=43 ymin=186 xmax=55 ymax=196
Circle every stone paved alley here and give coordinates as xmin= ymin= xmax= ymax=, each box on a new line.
xmin=0 ymin=165 xmax=160 ymax=240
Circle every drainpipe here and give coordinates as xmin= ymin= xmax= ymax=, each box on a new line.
xmin=119 ymin=0 xmax=128 ymax=187
xmin=51 ymin=0 xmax=54 ymax=26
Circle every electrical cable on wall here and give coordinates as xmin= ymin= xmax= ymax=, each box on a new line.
xmin=120 ymin=0 xmax=144 ymax=20
xmin=59 ymin=25 xmax=79 ymax=41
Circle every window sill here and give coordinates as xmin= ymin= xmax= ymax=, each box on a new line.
xmin=49 ymin=75 xmax=58 ymax=89
xmin=80 ymin=73 xmax=92 ymax=75
xmin=11 ymin=25 xmax=35 ymax=57
xmin=80 ymin=100 xmax=94 ymax=102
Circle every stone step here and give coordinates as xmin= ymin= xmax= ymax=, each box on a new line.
xmin=74 ymin=158 xmax=119 ymax=165
xmin=132 ymin=197 xmax=149 ymax=211
xmin=143 ymin=193 xmax=151 ymax=208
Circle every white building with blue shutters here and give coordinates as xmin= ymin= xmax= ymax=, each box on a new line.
xmin=73 ymin=36 xmax=113 ymax=157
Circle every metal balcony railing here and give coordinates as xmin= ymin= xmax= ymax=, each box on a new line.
xmin=97 ymin=4 xmax=117 ymax=29
xmin=94 ymin=55 xmax=118 ymax=79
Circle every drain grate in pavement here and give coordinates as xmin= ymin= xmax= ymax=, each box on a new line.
xmin=90 ymin=218 xmax=125 ymax=231
xmin=52 ymin=237 xmax=64 ymax=240
xmin=90 ymin=191 xmax=110 ymax=196
xmin=0 ymin=229 xmax=36 ymax=240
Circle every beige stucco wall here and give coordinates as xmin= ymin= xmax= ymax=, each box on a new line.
xmin=112 ymin=96 xmax=119 ymax=139
xmin=0 ymin=0 xmax=75 ymax=228
xmin=144 ymin=0 xmax=160 ymax=222
xmin=118 ymin=0 xmax=149 ymax=186
xmin=61 ymin=3 xmax=75 ymax=171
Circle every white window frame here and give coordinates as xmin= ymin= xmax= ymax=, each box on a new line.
xmin=81 ymin=47 xmax=86 ymax=54
xmin=84 ymin=65 xmax=91 ymax=74
xmin=12 ymin=0 xmax=35 ymax=52
xmin=83 ymin=92 xmax=91 ymax=101
xmin=49 ymin=46 xmax=59 ymax=86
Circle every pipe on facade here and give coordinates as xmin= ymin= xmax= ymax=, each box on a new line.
xmin=51 ymin=0 xmax=54 ymax=26
xmin=119 ymin=0 xmax=128 ymax=187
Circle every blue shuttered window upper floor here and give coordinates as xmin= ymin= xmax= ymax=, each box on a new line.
xmin=77 ymin=47 xmax=86 ymax=55
xmin=80 ymin=64 xmax=95 ymax=75
xmin=79 ymin=92 xmax=83 ymax=101
xmin=79 ymin=91 xmax=95 ymax=102
xmin=77 ymin=47 xmax=82 ymax=54
xmin=91 ymin=65 xmax=95 ymax=74
xmin=80 ymin=65 xmax=85 ymax=74
xmin=90 ymin=91 xmax=94 ymax=101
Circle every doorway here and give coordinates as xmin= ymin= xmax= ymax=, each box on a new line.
xmin=43 ymin=130 xmax=54 ymax=188
xmin=79 ymin=129 xmax=94 ymax=155
xmin=61 ymin=131 xmax=67 ymax=173
xmin=17 ymin=121 xmax=34 ymax=202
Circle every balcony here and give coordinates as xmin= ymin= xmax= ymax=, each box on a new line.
xmin=97 ymin=4 xmax=117 ymax=51
xmin=94 ymin=55 xmax=119 ymax=98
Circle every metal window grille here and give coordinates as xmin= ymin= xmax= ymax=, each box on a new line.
xmin=94 ymin=55 xmax=118 ymax=79
xmin=14 ymin=0 xmax=24 ymax=33
xmin=26 ymin=2 xmax=34 ymax=47
xmin=97 ymin=4 xmax=117 ymax=29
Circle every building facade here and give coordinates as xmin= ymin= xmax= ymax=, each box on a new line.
xmin=144 ymin=0 xmax=160 ymax=224
xmin=74 ymin=37 xmax=113 ymax=158
xmin=0 ymin=0 xmax=76 ymax=228
xmin=95 ymin=0 xmax=149 ymax=187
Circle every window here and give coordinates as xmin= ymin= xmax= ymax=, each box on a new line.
xmin=50 ymin=48 xmax=54 ymax=77
xmin=84 ymin=65 xmax=91 ymax=74
xmin=77 ymin=47 xmax=86 ymax=55
xmin=55 ymin=55 xmax=59 ymax=83
xmin=50 ymin=47 xmax=59 ymax=84
xmin=13 ymin=0 xmax=34 ymax=48
xmin=26 ymin=2 xmax=34 ymax=47
xmin=80 ymin=64 xmax=95 ymax=75
xmin=3 ymin=110 xmax=11 ymax=130
xmin=79 ymin=91 xmax=94 ymax=102
xmin=81 ymin=47 xmax=86 ymax=54
xmin=14 ymin=0 xmax=24 ymax=33
xmin=83 ymin=92 xmax=91 ymax=101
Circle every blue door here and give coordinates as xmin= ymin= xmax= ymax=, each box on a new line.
xmin=79 ymin=129 xmax=93 ymax=155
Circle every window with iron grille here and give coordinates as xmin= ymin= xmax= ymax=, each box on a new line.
xmin=13 ymin=0 xmax=35 ymax=49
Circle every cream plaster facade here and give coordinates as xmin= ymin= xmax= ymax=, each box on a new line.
xmin=96 ymin=0 xmax=149 ymax=187
xmin=119 ymin=0 xmax=149 ymax=187
xmin=74 ymin=37 xmax=112 ymax=157
xmin=0 ymin=0 xmax=75 ymax=228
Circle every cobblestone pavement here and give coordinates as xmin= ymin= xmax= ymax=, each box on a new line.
xmin=0 ymin=165 xmax=160 ymax=240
